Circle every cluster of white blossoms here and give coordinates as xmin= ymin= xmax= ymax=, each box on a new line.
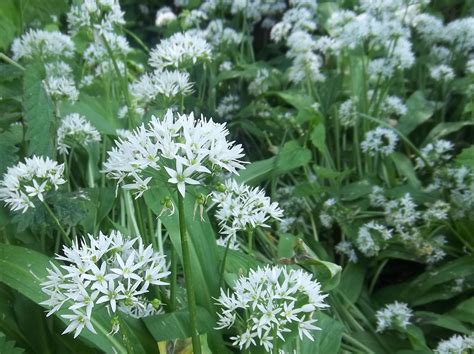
xmin=216 ymin=94 xmax=240 ymax=120
xmin=155 ymin=6 xmax=177 ymax=27
xmin=44 ymin=61 xmax=79 ymax=102
xmin=270 ymin=1 xmax=324 ymax=84
xmin=130 ymin=69 xmax=193 ymax=105
xmin=103 ymin=109 xmax=245 ymax=198
xmin=430 ymin=64 xmax=455 ymax=82
xmin=435 ymin=334 xmax=474 ymax=354
xmin=149 ymin=32 xmax=212 ymax=70
xmin=67 ymin=0 xmax=125 ymax=35
xmin=0 ymin=156 xmax=65 ymax=213
xmin=41 ymin=230 xmax=170 ymax=338
xmin=415 ymin=139 xmax=454 ymax=169
xmin=212 ymin=179 xmax=283 ymax=246
xmin=335 ymin=241 xmax=358 ymax=263
xmin=215 ymin=265 xmax=328 ymax=352
xmin=83 ymin=31 xmax=131 ymax=78
xmin=375 ymin=301 xmax=413 ymax=333
xmin=248 ymin=69 xmax=272 ymax=96
xmin=57 ymin=113 xmax=101 ymax=154
xmin=361 ymin=127 xmax=399 ymax=156
xmin=204 ymin=20 xmax=243 ymax=47
xmin=11 ymin=29 xmax=75 ymax=61
xmin=356 ymin=221 xmax=393 ymax=257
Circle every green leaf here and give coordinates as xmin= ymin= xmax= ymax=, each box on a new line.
xmin=0 ymin=331 xmax=24 ymax=354
xmin=406 ymin=325 xmax=430 ymax=351
xmin=0 ymin=124 xmax=22 ymax=175
xmin=456 ymin=146 xmax=474 ymax=168
xmin=237 ymin=140 xmax=311 ymax=185
xmin=23 ymin=64 xmax=55 ymax=157
xmin=60 ymin=94 xmax=120 ymax=135
xmin=338 ymin=262 xmax=367 ymax=303
xmin=423 ymin=121 xmax=474 ymax=145
xmin=397 ymin=91 xmax=435 ymax=136
xmin=298 ymin=256 xmax=342 ymax=291
xmin=416 ymin=312 xmax=472 ymax=335
xmin=310 ymin=124 xmax=326 ymax=153
xmin=390 ymin=152 xmax=421 ymax=188
xmin=143 ymin=308 xmax=215 ymax=341
xmin=0 ymin=244 xmax=147 ymax=354
xmin=272 ymin=91 xmax=319 ymax=123
xmin=299 ymin=313 xmax=344 ymax=354
xmin=448 ymin=297 xmax=474 ymax=325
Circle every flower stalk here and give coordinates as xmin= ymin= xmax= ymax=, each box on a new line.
xmin=177 ymin=192 xmax=201 ymax=354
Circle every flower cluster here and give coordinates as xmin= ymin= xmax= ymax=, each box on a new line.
xmin=103 ymin=109 xmax=245 ymax=197
xmin=41 ymin=230 xmax=170 ymax=337
xmin=130 ymin=69 xmax=193 ymax=105
xmin=11 ymin=29 xmax=75 ymax=61
xmin=375 ymin=301 xmax=413 ymax=333
xmin=67 ymin=0 xmax=125 ymax=35
xmin=44 ymin=61 xmax=79 ymax=102
xmin=415 ymin=139 xmax=454 ymax=169
xmin=215 ymin=265 xmax=328 ymax=352
xmin=0 ymin=156 xmax=65 ymax=213
xmin=212 ymin=179 xmax=283 ymax=246
xmin=435 ymin=334 xmax=474 ymax=354
xmin=149 ymin=32 xmax=212 ymax=70
xmin=356 ymin=221 xmax=393 ymax=257
xmin=57 ymin=113 xmax=101 ymax=154
xmin=361 ymin=127 xmax=399 ymax=156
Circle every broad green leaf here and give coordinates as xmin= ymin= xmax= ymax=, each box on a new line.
xmin=23 ymin=64 xmax=55 ymax=157
xmin=406 ymin=325 xmax=430 ymax=351
xmin=237 ymin=140 xmax=311 ymax=185
xmin=415 ymin=312 xmax=472 ymax=335
xmin=448 ymin=297 xmax=474 ymax=325
xmin=397 ymin=91 xmax=435 ymax=136
xmin=340 ymin=180 xmax=372 ymax=201
xmin=143 ymin=308 xmax=215 ymax=341
xmin=456 ymin=146 xmax=474 ymax=168
xmin=311 ymin=124 xmax=326 ymax=153
xmin=60 ymin=94 xmax=120 ymax=135
xmin=0 ymin=124 xmax=22 ymax=175
xmin=299 ymin=313 xmax=344 ymax=354
xmin=423 ymin=121 xmax=474 ymax=145
xmin=390 ymin=152 xmax=421 ymax=188
xmin=298 ymin=256 xmax=342 ymax=291
xmin=0 ymin=331 xmax=24 ymax=354
xmin=272 ymin=91 xmax=319 ymax=123
xmin=338 ymin=262 xmax=367 ymax=303
xmin=0 ymin=244 xmax=148 ymax=354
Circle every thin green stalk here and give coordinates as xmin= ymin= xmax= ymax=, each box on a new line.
xmin=43 ymin=202 xmax=71 ymax=246
xmin=369 ymin=259 xmax=388 ymax=294
xmin=342 ymin=333 xmax=374 ymax=354
xmin=219 ymin=236 xmax=233 ymax=288
xmin=177 ymin=192 xmax=201 ymax=354
xmin=169 ymin=248 xmax=178 ymax=312
xmin=0 ymin=52 xmax=25 ymax=70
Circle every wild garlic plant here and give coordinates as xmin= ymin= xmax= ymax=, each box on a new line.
xmin=0 ymin=0 xmax=473 ymax=353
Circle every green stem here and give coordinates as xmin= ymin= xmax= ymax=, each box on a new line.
xmin=342 ymin=333 xmax=374 ymax=354
xmin=369 ymin=259 xmax=388 ymax=294
xmin=169 ymin=248 xmax=178 ymax=312
xmin=43 ymin=202 xmax=71 ymax=246
xmin=0 ymin=52 xmax=25 ymax=71
xmin=177 ymin=192 xmax=201 ymax=354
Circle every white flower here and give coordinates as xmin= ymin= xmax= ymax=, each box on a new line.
xmin=67 ymin=0 xmax=125 ymax=35
xmin=155 ymin=7 xmax=177 ymax=27
xmin=248 ymin=69 xmax=271 ymax=96
xmin=356 ymin=221 xmax=392 ymax=257
xmin=212 ymin=179 xmax=283 ymax=235
xmin=149 ymin=31 xmax=212 ymax=70
xmin=57 ymin=113 xmax=101 ymax=154
xmin=376 ymin=301 xmax=413 ymax=332
xmin=216 ymin=265 xmax=328 ymax=351
xmin=45 ymin=75 xmax=79 ymax=102
xmin=430 ymin=64 xmax=455 ymax=82
xmin=361 ymin=127 xmax=399 ymax=156
xmin=0 ymin=156 xmax=66 ymax=213
xmin=435 ymin=334 xmax=474 ymax=354
xmin=103 ymin=110 xmax=245 ymax=197
xmin=216 ymin=94 xmax=240 ymax=120
xmin=11 ymin=29 xmax=75 ymax=61
xmin=335 ymin=241 xmax=358 ymax=263
xmin=130 ymin=70 xmax=193 ymax=104
xmin=416 ymin=139 xmax=454 ymax=169
xmin=41 ymin=230 xmax=170 ymax=337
